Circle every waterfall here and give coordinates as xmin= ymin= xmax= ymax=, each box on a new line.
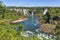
xmin=43 ymin=9 xmax=48 ymax=15
xmin=23 ymin=9 xmax=28 ymax=15
xmin=32 ymin=11 xmax=34 ymax=16
xmin=31 ymin=11 xmax=34 ymax=24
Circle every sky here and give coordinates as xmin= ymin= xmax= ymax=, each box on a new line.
xmin=1 ymin=0 xmax=60 ymax=7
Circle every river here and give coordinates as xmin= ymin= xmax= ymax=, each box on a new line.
xmin=14 ymin=16 xmax=41 ymax=31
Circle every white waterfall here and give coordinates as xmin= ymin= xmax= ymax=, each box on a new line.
xmin=32 ymin=11 xmax=34 ymax=16
xmin=23 ymin=9 xmax=28 ymax=15
xmin=31 ymin=11 xmax=34 ymax=24
xmin=43 ymin=9 xmax=48 ymax=15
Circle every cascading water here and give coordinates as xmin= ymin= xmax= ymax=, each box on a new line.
xmin=31 ymin=11 xmax=34 ymax=24
xmin=43 ymin=9 xmax=48 ymax=15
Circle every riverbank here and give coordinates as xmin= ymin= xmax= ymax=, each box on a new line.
xmin=11 ymin=18 xmax=28 ymax=23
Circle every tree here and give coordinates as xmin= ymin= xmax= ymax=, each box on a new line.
xmin=0 ymin=1 xmax=6 ymax=19
xmin=55 ymin=23 xmax=60 ymax=40
xmin=43 ymin=12 xmax=51 ymax=23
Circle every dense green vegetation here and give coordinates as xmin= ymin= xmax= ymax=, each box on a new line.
xmin=55 ymin=23 xmax=60 ymax=40
xmin=0 ymin=1 xmax=27 ymax=20
xmin=0 ymin=1 xmax=60 ymax=40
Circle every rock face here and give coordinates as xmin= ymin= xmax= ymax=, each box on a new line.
xmin=40 ymin=24 xmax=56 ymax=34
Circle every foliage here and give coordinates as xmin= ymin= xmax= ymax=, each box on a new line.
xmin=42 ymin=12 xmax=51 ymax=23
xmin=54 ymin=23 xmax=60 ymax=40
xmin=0 ymin=1 xmax=6 ymax=19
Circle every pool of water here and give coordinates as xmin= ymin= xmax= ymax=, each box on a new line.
xmin=14 ymin=16 xmax=41 ymax=31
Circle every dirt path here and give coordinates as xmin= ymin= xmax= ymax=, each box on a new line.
xmin=11 ymin=18 xmax=28 ymax=23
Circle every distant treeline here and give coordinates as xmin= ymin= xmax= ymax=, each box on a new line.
xmin=7 ymin=6 xmax=60 ymax=9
